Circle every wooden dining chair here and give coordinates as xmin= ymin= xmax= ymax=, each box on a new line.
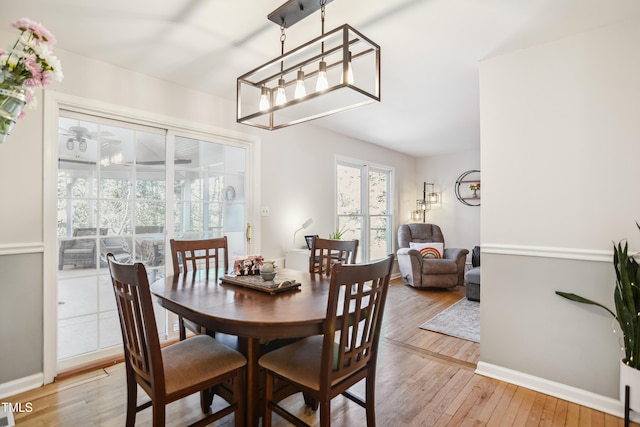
xmin=106 ymin=254 xmax=246 ymax=427
xmin=309 ymin=236 xmax=359 ymax=276
xmin=259 ymin=254 xmax=395 ymax=427
xmin=170 ymin=237 xmax=229 ymax=340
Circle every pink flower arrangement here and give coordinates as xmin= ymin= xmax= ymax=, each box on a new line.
xmin=0 ymin=17 xmax=63 ymax=111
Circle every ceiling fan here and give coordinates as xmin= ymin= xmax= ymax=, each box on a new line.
xmin=59 ymin=125 xmax=120 ymax=152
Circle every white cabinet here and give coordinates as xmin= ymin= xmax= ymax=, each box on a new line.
xmin=285 ymin=249 xmax=310 ymax=271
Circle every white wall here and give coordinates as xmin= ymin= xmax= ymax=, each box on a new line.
xmin=417 ymin=150 xmax=480 ymax=260
xmin=479 ymin=16 xmax=640 ymax=403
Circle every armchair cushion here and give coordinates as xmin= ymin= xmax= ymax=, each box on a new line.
xmin=422 ymin=259 xmax=458 ymax=275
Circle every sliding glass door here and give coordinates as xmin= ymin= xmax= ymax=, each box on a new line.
xmin=56 ymin=113 xmax=249 ymax=370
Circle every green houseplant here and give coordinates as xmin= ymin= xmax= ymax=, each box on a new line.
xmin=556 ymin=224 xmax=640 ymax=370
xmin=329 ymin=225 xmax=349 ymax=240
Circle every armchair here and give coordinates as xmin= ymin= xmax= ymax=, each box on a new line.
xmin=58 ymin=227 xmax=108 ymax=270
xmin=100 ymin=235 xmax=131 ymax=265
xmin=396 ymin=223 xmax=468 ymax=288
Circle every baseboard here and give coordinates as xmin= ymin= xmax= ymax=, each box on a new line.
xmin=476 ymin=361 xmax=640 ymax=422
xmin=0 ymin=373 xmax=42 ymax=400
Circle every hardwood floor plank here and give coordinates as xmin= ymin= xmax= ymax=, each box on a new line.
xmin=474 ymin=379 xmax=509 ymax=424
xmin=523 ymin=392 xmax=547 ymax=426
xmin=538 ymin=395 xmax=559 ymax=427
xmin=566 ymin=401 xmax=582 ymax=426
xmin=511 ymin=387 xmax=536 ymax=425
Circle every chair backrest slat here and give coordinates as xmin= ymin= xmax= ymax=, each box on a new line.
xmin=321 ymin=254 xmax=394 ymax=391
xmin=309 ymin=236 xmax=359 ymax=276
xmin=170 ymin=237 xmax=229 ymax=275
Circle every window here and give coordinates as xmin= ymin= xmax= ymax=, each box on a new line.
xmin=336 ymin=158 xmax=393 ymax=262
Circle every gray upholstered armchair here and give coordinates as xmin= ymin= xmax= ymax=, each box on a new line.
xmin=396 ymin=223 xmax=469 ymax=288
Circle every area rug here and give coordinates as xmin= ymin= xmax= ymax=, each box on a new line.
xmin=419 ymin=298 xmax=480 ymax=343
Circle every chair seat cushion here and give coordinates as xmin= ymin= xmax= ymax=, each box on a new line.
xmin=162 ymin=335 xmax=246 ymax=396
xmin=259 ymin=335 xmax=347 ymax=392
xmin=422 ymin=259 xmax=458 ymax=275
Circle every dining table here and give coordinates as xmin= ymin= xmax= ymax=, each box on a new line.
xmin=150 ymin=268 xmax=332 ymax=427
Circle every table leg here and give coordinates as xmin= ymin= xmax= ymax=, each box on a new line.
xmin=239 ymin=337 xmax=261 ymax=427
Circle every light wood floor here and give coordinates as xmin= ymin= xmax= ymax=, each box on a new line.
xmin=7 ymin=279 xmax=637 ymax=426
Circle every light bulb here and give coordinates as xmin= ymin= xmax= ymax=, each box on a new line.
xmin=275 ymin=78 xmax=287 ymax=106
xmin=259 ymin=86 xmax=270 ymax=111
xmin=294 ymin=70 xmax=306 ymax=99
xmin=316 ymin=61 xmax=328 ymax=91
xmin=340 ymin=51 xmax=354 ymax=85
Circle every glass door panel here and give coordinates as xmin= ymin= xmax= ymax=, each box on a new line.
xmin=174 ymin=136 xmax=247 ymax=263
xmin=57 ymin=114 xmax=167 ymax=367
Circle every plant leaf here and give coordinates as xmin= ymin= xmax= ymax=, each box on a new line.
xmin=555 ymin=291 xmax=617 ymax=319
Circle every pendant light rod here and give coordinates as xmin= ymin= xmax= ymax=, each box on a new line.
xmin=268 ymin=0 xmax=334 ymax=28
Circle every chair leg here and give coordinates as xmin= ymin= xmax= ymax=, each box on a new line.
xmin=365 ymin=376 xmax=376 ymax=427
xmin=125 ymin=371 xmax=137 ymax=427
xmin=263 ymin=372 xmax=274 ymax=427
xmin=152 ymin=402 xmax=166 ymax=427
xmin=234 ymin=370 xmax=245 ymax=427
xmin=178 ymin=317 xmax=186 ymax=341
xmin=319 ymin=400 xmax=331 ymax=427
xmin=304 ymin=393 xmax=319 ymax=411
xmin=200 ymin=388 xmax=213 ymax=414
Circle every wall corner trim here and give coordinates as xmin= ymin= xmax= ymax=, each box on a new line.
xmin=0 ymin=242 xmax=44 ymax=256
xmin=481 ymin=243 xmax=611 ymax=263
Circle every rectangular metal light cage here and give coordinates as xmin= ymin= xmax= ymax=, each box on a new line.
xmin=237 ymin=24 xmax=380 ymax=130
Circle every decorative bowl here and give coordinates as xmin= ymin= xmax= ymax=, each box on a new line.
xmin=261 ymin=272 xmax=276 ymax=281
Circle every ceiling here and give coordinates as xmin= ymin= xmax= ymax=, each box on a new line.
xmin=4 ymin=0 xmax=640 ymax=157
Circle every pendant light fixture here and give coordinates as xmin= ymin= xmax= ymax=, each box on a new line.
xmin=259 ymin=86 xmax=270 ymax=111
xmin=315 ymin=0 xmax=329 ymax=92
xmin=274 ymin=27 xmax=288 ymax=106
xmin=294 ymin=69 xmax=307 ymax=99
xmin=237 ymin=0 xmax=380 ymax=130
xmin=412 ymin=183 xmax=439 ymax=223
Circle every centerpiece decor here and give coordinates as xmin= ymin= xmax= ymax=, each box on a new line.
xmin=233 ymin=255 xmax=265 ymax=276
xmin=0 ymin=18 xmax=63 ymax=143
xmin=556 ymin=223 xmax=640 ymax=411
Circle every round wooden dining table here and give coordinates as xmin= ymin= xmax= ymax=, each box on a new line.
xmin=150 ymin=268 xmax=331 ymax=427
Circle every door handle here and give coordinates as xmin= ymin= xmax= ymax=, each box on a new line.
xmin=246 ymin=222 xmax=251 ymax=244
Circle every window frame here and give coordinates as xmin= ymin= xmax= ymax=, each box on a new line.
xmin=335 ymin=156 xmax=394 ymax=263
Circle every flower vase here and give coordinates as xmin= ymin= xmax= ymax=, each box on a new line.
xmin=261 ymin=261 xmax=276 ymax=281
xmin=0 ymin=85 xmax=27 ymax=143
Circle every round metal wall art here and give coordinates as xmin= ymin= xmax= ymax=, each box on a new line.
xmin=455 ymin=170 xmax=480 ymax=206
